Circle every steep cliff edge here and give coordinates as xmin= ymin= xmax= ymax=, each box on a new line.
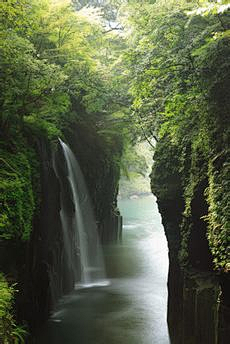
xmin=151 ymin=135 xmax=230 ymax=344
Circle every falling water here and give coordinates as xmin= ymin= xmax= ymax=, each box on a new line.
xmin=55 ymin=139 xmax=109 ymax=288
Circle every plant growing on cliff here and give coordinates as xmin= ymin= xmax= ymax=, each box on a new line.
xmin=121 ymin=0 xmax=230 ymax=271
xmin=0 ymin=137 xmax=37 ymax=241
xmin=0 ymin=0 xmax=131 ymax=241
xmin=0 ymin=273 xmax=27 ymax=343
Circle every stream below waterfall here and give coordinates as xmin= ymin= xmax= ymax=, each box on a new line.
xmin=35 ymin=195 xmax=170 ymax=344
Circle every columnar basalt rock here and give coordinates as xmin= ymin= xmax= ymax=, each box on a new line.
xmin=25 ymin=138 xmax=67 ymax=331
xmin=151 ymin=137 xmax=230 ymax=344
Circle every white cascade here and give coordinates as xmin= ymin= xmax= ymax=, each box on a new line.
xmin=56 ymin=139 xmax=109 ymax=288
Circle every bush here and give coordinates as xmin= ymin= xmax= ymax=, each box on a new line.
xmin=0 ymin=273 xmax=27 ymax=343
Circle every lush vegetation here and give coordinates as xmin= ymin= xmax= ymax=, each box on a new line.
xmin=0 ymin=0 xmax=130 ymax=339
xmin=119 ymin=0 xmax=230 ymax=272
xmin=119 ymin=142 xmax=153 ymax=198
xmin=0 ymin=0 xmax=131 ymax=237
xmin=0 ymin=0 xmax=229 ymax=340
xmin=0 ymin=134 xmax=39 ymax=241
xmin=0 ymin=273 xmax=27 ymax=343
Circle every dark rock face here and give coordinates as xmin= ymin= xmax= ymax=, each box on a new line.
xmin=99 ymin=213 xmax=122 ymax=243
xmin=157 ymin=199 xmax=184 ymax=344
xmin=0 ymin=137 xmax=66 ymax=332
xmin=181 ymin=271 xmax=220 ymax=344
xmin=155 ymin=197 xmax=227 ymax=344
xmin=151 ymin=137 xmax=230 ymax=344
xmin=24 ymin=138 xmax=70 ymax=332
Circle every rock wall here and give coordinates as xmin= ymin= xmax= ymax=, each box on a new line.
xmin=24 ymin=138 xmax=69 ymax=332
xmin=151 ymin=136 xmax=230 ymax=344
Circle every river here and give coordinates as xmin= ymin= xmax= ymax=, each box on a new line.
xmin=35 ymin=195 xmax=170 ymax=344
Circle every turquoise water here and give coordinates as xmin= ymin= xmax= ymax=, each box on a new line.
xmin=35 ymin=195 xmax=170 ymax=344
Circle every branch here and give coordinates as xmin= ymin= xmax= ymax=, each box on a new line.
xmin=103 ymin=24 xmax=123 ymax=34
xmin=135 ymin=112 xmax=156 ymax=149
xmin=0 ymin=158 xmax=18 ymax=174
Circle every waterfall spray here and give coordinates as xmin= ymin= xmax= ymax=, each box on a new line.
xmin=54 ymin=139 xmax=109 ymax=288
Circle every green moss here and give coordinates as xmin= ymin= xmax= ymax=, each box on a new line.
xmin=0 ymin=135 xmax=39 ymax=241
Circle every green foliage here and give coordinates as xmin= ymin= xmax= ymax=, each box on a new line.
xmin=24 ymin=116 xmax=62 ymax=140
xmin=0 ymin=0 xmax=130 ymax=137
xmin=1 ymin=0 xmax=228 ymax=273
xmin=151 ymin=135 xmax=183 ymax=201
xmin=0 ymin=0 xmax=131 ymax=242
xmin=206 ymin=152 xmax=230 ymax=272
xmin=124 ymin=0 xmax=230 ymax=271
xmin=0 ymin=2 xmax=133 ymax=339
xmin=0 ymin=273 xmax=27 ymax=343
xmin=119 ymin=142 xmax=153 ymax=198
xmin=0 ymin=22 xmax=68 ymax=127
xmin=120 ymin=142 xmax=149 ymax=178
xmin=0 ymin=136 xmax=38 ymax=241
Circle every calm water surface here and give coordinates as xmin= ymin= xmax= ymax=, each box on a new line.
xmin=36 ymin=195 xmax=170 ymax=344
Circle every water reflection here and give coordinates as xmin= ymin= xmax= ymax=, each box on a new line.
xmin=35 ymin=195 xmax=170 ymax=344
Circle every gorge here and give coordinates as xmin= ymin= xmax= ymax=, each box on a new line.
xmin=35 ymin=195 xmax=170 ymax=344
xmin=0 ymin=1 xmax=229 ymax=344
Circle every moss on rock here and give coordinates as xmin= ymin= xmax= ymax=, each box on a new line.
xmin=0 ymin=134 xmax=39 ymax=242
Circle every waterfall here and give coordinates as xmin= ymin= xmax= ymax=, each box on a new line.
xmin=54 ymin=139 xmax=109 ymax=289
